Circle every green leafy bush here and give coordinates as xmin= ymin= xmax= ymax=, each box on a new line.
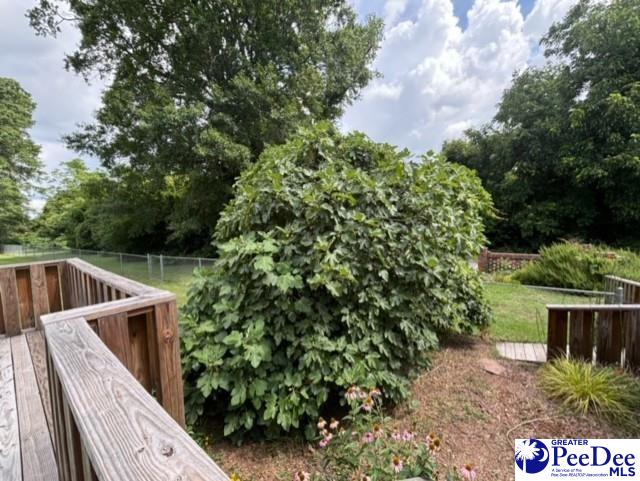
xmin=540 ymin=359 xmax=640 ymax=428
xmin=512 ymin=241 xmax=640 ymax=290
xmin=181 ymin=124 xmax=491 ymax=437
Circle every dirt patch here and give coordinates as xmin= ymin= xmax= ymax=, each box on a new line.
xmin=207 ymin=338 xmax=620 ymax=480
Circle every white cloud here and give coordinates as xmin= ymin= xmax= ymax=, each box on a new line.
xmin=0 ymin=0 xmax=578 ymax=179
xmin=341 ymin=0 xmax=578 ymax=153
xmin=0 ymin=0 xmax=104 ymax=172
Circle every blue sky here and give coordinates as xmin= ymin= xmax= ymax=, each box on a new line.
xmin=0 ymin=0 xmax=577 ymax=212
xmin=355 ymin=0 xmax=537 ymax=28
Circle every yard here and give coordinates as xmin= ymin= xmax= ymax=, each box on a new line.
xmin=1 ymin=252 xmax=627 ymax=480
xmin=484 ymin=282 xmax=598 ymax=343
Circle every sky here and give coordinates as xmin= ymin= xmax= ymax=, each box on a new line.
xmin=0 ymin=0 xmax=577 ymax=200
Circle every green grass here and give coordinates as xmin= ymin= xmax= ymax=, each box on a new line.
xmin=484 ymin=282 xmax=594 ymax=342
xmin=0 ymin=253 xmax=193 ymax=305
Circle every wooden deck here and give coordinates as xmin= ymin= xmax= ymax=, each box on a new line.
xmin=0 ymin=258 xmax=229 ymax=481
xmin=0 ymin=331 xmax=59 ymax=480
xmin=496 ymin=341 xmax=547 ymax=363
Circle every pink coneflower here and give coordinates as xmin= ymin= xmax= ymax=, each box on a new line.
xmin=293 ymin=471 xmax=310 ymax=481
xmin=372 ymin=424 xmax=384 ymax=438
xmin=329 ymin=418 xmax=339 ymax=430
xmin=460 ymin=464 xmax=477 ymax=481
xmin=402 ymin=430 xmax=415 ymax=442
xmin=362 ymin=432 xmax=375 ymax=444
xmin=362 ymin=396 xmax=374 ymax=412
xmin=319 ymin=433 xmax=333 ymax=448
xmin=369 ymin=388 xmax=382 ymax=398
xmin=317 ymin=418 xmax=326 ymax=430
xmin=392 ymin=431 xmax=402 ymax=441
xmin=391 ymin=455 xmax=403 ymax=473
xmin=345 ymin=386 xmax=362 ymax=400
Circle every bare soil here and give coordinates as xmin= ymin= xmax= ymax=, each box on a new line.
xmin=206 ymin=337 xmax=620 ymax=481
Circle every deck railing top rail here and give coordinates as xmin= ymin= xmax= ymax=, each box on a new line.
xmin=45 ymin=316 xmax=228 ymax=481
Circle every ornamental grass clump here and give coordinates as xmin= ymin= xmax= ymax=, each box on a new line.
xmin=540 ymin=359 xmax=640 ymax=428
xmin=182 ymin=123 xmax=491 ymax=437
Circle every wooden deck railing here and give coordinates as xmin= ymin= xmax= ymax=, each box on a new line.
xmin=0 ymin=258 xmax=229 ymax=480
xmin=547 ymin=275 xmax=640 ymax=368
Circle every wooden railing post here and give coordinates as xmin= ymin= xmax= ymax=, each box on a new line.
xmin=569 ymin=310 xmax=593 ymax=361
xmin=547 ymin=308 xmax=568 ymax=360
xmin=153 ymin=300 xmax=186 ymax=427
xmin=597 ymin=309 xmax=623 ymax=365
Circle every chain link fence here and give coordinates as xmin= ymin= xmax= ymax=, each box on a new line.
xmin=0 ymin=244 xmax=215 ymax=284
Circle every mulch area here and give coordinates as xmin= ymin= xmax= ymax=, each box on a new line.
xmin=207 ymin=337 xmax=619 ymax=481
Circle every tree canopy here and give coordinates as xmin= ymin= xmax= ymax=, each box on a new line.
xmin=0 ymin=77 xmax=41 ymax=243
xmin=443 ymin=0 xmax=640 ymax=250
xmin=29 ymin=0 xmax=383 ymax=253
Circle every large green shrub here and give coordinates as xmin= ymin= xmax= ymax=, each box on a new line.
xmin=512 ymin=242 xmax=640 ymax=290
xmin=181 ymin=124 xmax=491 ymax=437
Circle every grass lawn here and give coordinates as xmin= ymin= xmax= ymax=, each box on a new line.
xmin=484 ymin=281 xmax=597 ymax=342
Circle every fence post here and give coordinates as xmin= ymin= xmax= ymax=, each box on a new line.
xmin=147 ymin=254 xmax=152 ymax=278
xmin=615 ymin=286 xmax=624 ymax=304
xmin=198 ymin=257 xmax=202 ymax=269
xmin=160 ymin=254 xmax=164 ymax=282
xmin=119 ymin=253 xmax=124 ymax=274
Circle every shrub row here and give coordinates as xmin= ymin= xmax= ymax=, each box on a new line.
xmin=512 ymin=241 xmax=640 ymax=291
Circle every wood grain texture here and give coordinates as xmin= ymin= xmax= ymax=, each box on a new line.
xmin=49 ymin=361 xmax=71 ymax=481
xmin=26 ymin=331 xmax=54 ymax=440
xmin=597 ymin=310 xmax=622 ymax=365
xmin=31 ymin=264 xmax=50 ymax=330
xmin=0 ymin=268 xmax=21 ymax=335
xmin=11 ymin=334 xmax=59 ymax=481
xmin=547 ymin=309 xmax=568 ymax=360
xmin=0 ymin=290 xmax=4 ymax=335
xmin=625 ymin=310 xmax=640 ymax=369
xmin=128 ymin=313 xmax=152 ymax=391
xmin=45 ymin=319 xmax=229 ymax=481
xmin=0 ymin=336 xmax=21 ymax=480
xmin=40 ymin=292 xmax=175 ymax=327
xmin=569 ymin=310 xmax=593 ymax=361
xmin=97 ymin=312 xmax=132 ymax=369
xmin=65 ymin=258 xmax=160 ymax=297
xmin=60 ymin=263 xmax=72 ymax=311
xmin=154 ymin=302 xmax=186 ymax=426
xmin=46 ymin=265 xmax=63 ymax=313
xmin=16 ymin=267 xmax=35 ymax=329
xmin=63 ymin=398 xmax=84 ymax=481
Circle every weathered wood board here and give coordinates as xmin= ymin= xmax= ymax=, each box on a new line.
xmin=46 ymin=319 xmax=228 ymax=480
xmin=11 ymin=334 xmax=59 ymax=481
xmin=0 ymin=336 xmax=21 ymax=479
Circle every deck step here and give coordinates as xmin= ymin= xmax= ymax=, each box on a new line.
xmin=496 ymin=342 xmax=546 ymax=363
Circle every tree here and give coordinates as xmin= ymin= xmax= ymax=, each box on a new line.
xmin=443 ymin=0 xmax=640 ymax=250
xmin=0 ymin=77 xmax=42 ymax=243
xmin=181 ymin=124 xmax=491 ymax=437
xmin=35 ymin=159 xmax=179 ymax=253
xmin=29 ymin=1 xmax=383 ymax=253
